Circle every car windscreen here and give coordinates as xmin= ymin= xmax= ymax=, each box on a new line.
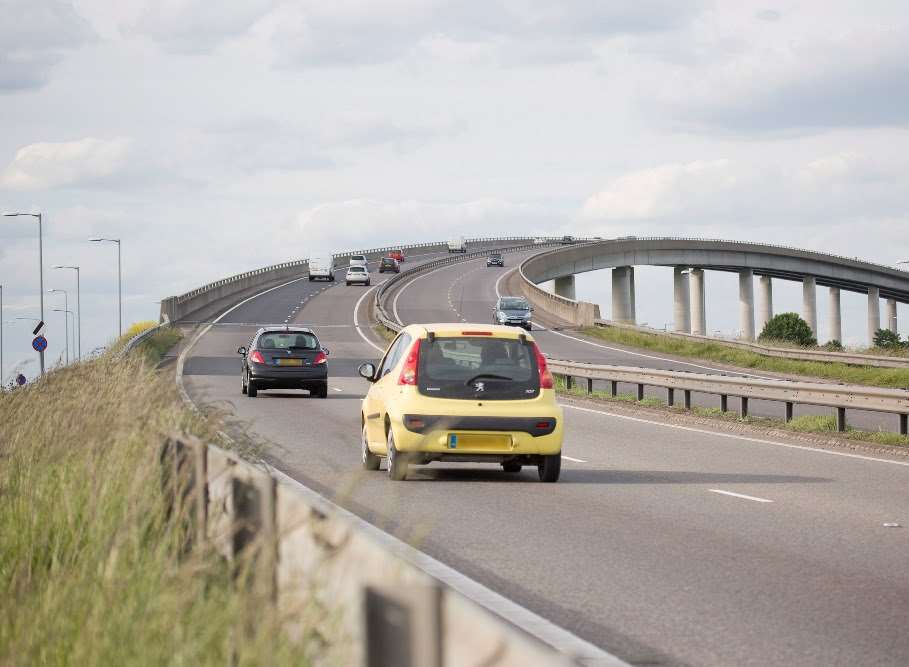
xmin=351 ymin=255 xmax=366 ymax=261
xmin=349 ymin=266 xmax=366 ymax=272
xmin=417 ymin=336 xmax=539 ymax=400
xmin=258 ymin=332 xmax=319 ymax=350
xmin=499 ymin=298 xmax=529 ymax=311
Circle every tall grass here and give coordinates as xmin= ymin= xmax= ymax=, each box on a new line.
xmin=582 ymin=326 xmax=909 ymax=389
xmin=0 ymin=355 xmax=313 ymax=665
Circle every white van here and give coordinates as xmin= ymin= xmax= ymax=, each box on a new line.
xmin=308 ymin=256 xmax=336 ymax=281
xmin=447 ymin=237 xmax=467 ymax=253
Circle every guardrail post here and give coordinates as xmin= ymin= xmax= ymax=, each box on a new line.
xmin=636 ymin=384 xmax=644 ymax=401
xmin=785 ymin=402 xmax=794 ymax=422
xmin=900 ymin=414 xmax=908 ymax=437
xmin=684 ymin=389 xmax=692 ymax=410
xmin=720 ymin=395 xmax=728 ymax=412
xmin=610 ymin=380 xmax=618 ymax=397
xmin=836 ymin=407 xmax=847 ymax=432
xmin=586 ymin=378 xmax=593 ymax=395
xmin=160 ymin=434 xmax=208 ymax=553
xmin=667 ymin=388 xmax=675 ymax=407
xmin=364 ymin=584 xmax=442 ymax=667
xmin=740 ymin=397 xmax=749 ymax=419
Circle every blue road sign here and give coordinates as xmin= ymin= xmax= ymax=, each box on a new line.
xmin=32 ymin=335 xmax=48 ymax=352
xmin=16 ymin=373 xmax=26 ymax=386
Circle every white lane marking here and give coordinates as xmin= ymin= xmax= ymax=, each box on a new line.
xmin=543 ymin=328 xmax=776 ymax=380
xmin=709 ymin=489 xmax=774 ymax=503
xmin=332 ymin=387 xmax=343 ymax=392
xmin=562 ymin=404 xmax=909 ymax=468
xmin=561 ymin=455 xmax=588 ymax=463
xmin=494 ymin=266 xmax=515 ymax=298
xmin=353 ymin=282 xmax=386 ymax=353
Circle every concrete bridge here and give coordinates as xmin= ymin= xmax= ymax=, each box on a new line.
xmin=522 ymin=237 xmax=909 ymax=342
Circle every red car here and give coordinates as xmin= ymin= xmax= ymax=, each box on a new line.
xmin=388 ymin=249 xmax=405 ymax=263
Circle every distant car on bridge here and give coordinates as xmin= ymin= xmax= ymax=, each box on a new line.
xmin=379 ymin=257 xmax=400 ymax=273
xmin=486 ymin=252 xmax=504 ymax=267
xmin=358 ymin=324 xmax=563 ymax=482
xmin=388 ymin=249 xmax=405 ymax=263
xmin=346 ymin=266 xmax=371 ymax=286
xmin=493 ymin=296 xmax=533 ymax=331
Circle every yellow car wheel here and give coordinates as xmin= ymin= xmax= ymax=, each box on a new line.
xmin=362 ymin=424 xmax=380 ymax=471
xmin=386 ymin=428 xmax=408 ymax=481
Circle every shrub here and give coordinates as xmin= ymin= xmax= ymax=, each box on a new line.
xmin=822 ymin=340 xmax=844 ymax=351
xmin=873 ymin=328 xmax=903 ymax=349
xmin=758 ymin=312 xmax=817 ymax=347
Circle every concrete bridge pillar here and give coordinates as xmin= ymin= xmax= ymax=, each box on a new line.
xmin=886 ymin=298 xmax=898 ymax=333
xmin=689 ymin=268 xmax=707 ymax=335
xmin=802 ymin=276 xmax=817 ymax=338
xmin=738 ymin=269 xmax=755 ymax=340
xmin=828 ymin=288 xmax=842 ymax=344
xmin=757 ymin=276 xmax=773 ymax=335
xmin=611 ymin=266 xmax=635 ymax=324
xmin=868 ymin=287 xmax=881 ymax=344
xmin=553 ymin=275 xmax=576 ymax=300
xmin=673 ymin=267 xmax=691 ymax=333
xmin=630 ymin=267 xmax=636 ymax=322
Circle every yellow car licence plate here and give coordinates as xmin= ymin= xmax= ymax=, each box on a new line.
xmin=275 ymin=358 xmax=304 ymax=366
xmin=447 ymin=433 xmax=514 ymax=450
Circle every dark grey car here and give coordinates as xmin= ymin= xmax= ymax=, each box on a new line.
xmin=238 ymin=326 xmax=329 ymax=398
xmin=493 ymin=296 xmax=533 ymax=330
xmin=486 ymin=252 xmax=504 ymax=267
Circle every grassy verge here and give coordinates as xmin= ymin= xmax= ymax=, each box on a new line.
xmin=374 ymin=324 xmax=396 ymax=344
xmin=0 ymin=354 xmax=315 ymax=664
xmin=554 ymin=376 xmax=909 ymax=448
xmin=581 ymin=326 xmax=909 ymax=389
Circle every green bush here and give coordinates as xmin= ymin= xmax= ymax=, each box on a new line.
xmin=822 ymin=340 xmax=844 ymax=351
xmin=758 ymin=312 xmax=817 ymax=347
xmin=873 ymin=328 xmax=903 ymax=349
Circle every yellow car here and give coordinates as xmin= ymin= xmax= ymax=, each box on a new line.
xmin=358 ymin=324 xmax=564 ymax=482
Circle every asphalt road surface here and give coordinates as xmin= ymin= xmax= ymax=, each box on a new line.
xmin=182 ymin=248 xmax=909 ymax=667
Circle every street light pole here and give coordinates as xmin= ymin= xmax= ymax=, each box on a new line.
xmin=52 ymin=308 xmax=71 ymax=365
xmin=53 ymin=265 xmax=81 ymax=360
xmin=0 ymin=284 xmax=4 ymax=386
xmin=49 ymin=289 xmax=68 ymax=364
xmin=89 ymin=237 xmax=122 ymax=336
xmin=3 ymin=212 xmax=44 ymax=375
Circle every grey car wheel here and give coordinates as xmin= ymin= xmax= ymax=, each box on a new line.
xmin=362 ymin=424 xmax=380 ymax=471
xmin=386 ymin=428 xmax=407 ymax=481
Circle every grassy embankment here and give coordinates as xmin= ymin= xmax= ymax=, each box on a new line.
xmin=0 ymin=329 xmax=316 ymax=665
xmin=581 ymin=326 xmax=909 ymax=389
xmin=553 ymin=376 xmax=909 ymax=447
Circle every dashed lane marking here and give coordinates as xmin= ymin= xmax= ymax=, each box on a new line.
xmin=709 ymin=489 xmax=774 ymax=503
xmin=561 ymin=455 xmax=588 ymax=463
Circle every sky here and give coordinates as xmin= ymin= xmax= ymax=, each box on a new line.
xmin=2 ymin=0 xmax=908 ymax=381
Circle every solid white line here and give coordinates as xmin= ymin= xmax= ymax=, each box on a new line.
xmin=562 ymin=403 xmax=909 ymax=467
xmin=561 ymin=455 xmax=588 ymax=463
xmin=494 ymin=266 xmax=515 ymax=299
xmin=709 ymin=489 xmax=774 ymax=503
xmin=332 ymin=387 xmax=343 ymax=392
xmin=353 ymin=282 xmax=386 ymax=353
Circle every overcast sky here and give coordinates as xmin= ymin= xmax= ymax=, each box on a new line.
xmin=2 ymin=0 xmax=908 ymax=379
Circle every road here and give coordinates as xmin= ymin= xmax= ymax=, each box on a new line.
xmin=387 ymin=249 xmax=900 ymax=434
xmin=182 ymin=248 xmax=909 ymax=666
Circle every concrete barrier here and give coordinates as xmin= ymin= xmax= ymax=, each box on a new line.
xmin=161 ymin=434 xmax=623 ymax=666
xmin=517 ymin=247 xmax=601 ymax=327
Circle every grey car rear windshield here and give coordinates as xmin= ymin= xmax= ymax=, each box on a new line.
xmin=259 ymin=332 xmax=319 ymax=350
xmin=499 ymin=298 xmax=529 ymax=310
xmin=418 ymin=337 xmax=539 ymax=400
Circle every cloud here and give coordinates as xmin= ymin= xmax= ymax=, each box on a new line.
xmin=0 ymin=138 xmax=131 ymax=190
xmin=296 ymin=197 xmax=557 ymax=252
xmin=634 ymin=10 xmax=909 ymax=132
xmin=127 ymin=0 xmax=275 ymax=54
xmin=0 ymin=0 xmax=94 ymax=92
xmin=581 ymin=160 xmax=742 ymax=220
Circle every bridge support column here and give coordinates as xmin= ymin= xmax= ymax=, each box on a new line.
xmin=553 ymin=275 xmax=576 ymax=300
xmin=673 ymin=267 xmax=691 ymax=333
xmin=886 ymin=298 xmax=898 ymax=333
xmin=757 ymin=275 xmax=773 ymax=335
xmin=630 ymin=267 xmax=636 ymax=323
xmin=611 ymin=266 xmax=635 ymax=324
xmin=828 ymin=288 xmax=842 ymax=344
xmin=738 ymin=269 xmax=755 ymax=340
xmin=689 ymin=268 xmax=706 ymax=335
xmin=868 ymin=287 xmax=881 ymax=344
xmin=802 ymin=276 xmax=817 ymax=338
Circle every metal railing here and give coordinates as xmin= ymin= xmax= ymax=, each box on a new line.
xmin=160 ymin=433 xmax=620 ymax=666
xmin=117 ymin=320 xmax=171 ymax=359
xmin=549 ymin=359 xmax=909 ymax=435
